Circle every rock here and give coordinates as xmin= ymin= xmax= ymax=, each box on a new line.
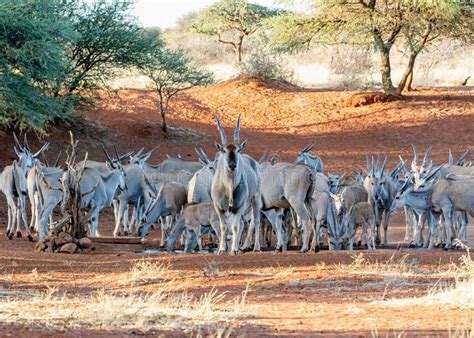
xmin=35 ymin=240 xmax=46 ymax=252
xmin=59 ymin=243 xmax=77 ymax=254
xmin=78 ymin=237 xmax=92 ymax=249
xmin=45 ymin=241 xmax=55 ymax=253
xmin=82 ymin=247 xmax=94 ymax=254
xmin=55 ymin=233 xmax=73 ymax=246
xmin=44 ymin=234 xmax=55 ymax=242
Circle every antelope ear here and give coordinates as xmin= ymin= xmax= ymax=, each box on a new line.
xmin=238 ymin=140 xmax=247 ymax=152
xmin=215 ymin=141 xmax=224 ymax=152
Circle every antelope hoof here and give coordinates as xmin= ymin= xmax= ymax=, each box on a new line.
xmin=408 ymin=242 xmax=417 ymax=249
xmin=240 ymin=246 xmax=252 ymax=252
xmin=299 ymin=248 xmax=309 ymax=253
xmin=27 ymin=235 xmax=34 ymax=242
xmin=375 ymin=238 xmax=381 ymax=245
xmin=229 ymin=250 xmax=239 ymax=256
xmin=7 ymin=232 xmax=13 ymax=240
xmin=216 ymin=249 xmax=226 ymax=255
xmin=16 ymin=231 xmax=22 ymax=239
xmin=314 ymin=245 xmax=320 ymax=253
xmin=124 ymin=231 xmax=129 ymax=236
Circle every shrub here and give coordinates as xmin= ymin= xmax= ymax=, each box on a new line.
xmin=237 ymin=50 xmax=294 ymax=84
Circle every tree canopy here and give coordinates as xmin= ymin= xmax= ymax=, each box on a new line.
xmin=267 ymin=0 xmax=474 ymax=94
xmin=60 ymin=0 xmax=156 ymax=96
xmin=0 ymin=1 xmax=75 ymax=130
xmin=0 ymin=0 xmax=160 ymax=132
xmin=139 ymin=47 xmax=214 ymax=132
xmin=192 ymin=0 xmax=281 ymax=63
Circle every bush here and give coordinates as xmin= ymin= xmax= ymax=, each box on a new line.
xmin=0 ymin=1 xmax=74 ymax=131
xmin=329 ymin=45 xmax=375 ymax=89
xmin=237 ymin=50 xmax=294 ymax=84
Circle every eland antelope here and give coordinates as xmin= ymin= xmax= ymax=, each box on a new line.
xmin=211 ymin=114 xmax=262 ymax=254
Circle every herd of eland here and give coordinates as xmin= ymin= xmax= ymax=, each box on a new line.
xmin=0 ymin=116 xmax=472 ymax=254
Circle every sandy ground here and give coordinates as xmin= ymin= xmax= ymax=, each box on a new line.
xmin=0 ymin=79 xmax=473 ymax=336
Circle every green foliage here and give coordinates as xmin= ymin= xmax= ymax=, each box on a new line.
xmin=139 ymin=47 xmax=214 ymax=132
xmin=0 ymin=1 xmax=75 ymax=131
xmin=0 ymin=0 xmax=159 ymax=132
xmin=61 ymin=0 xmax=158 ymax=95
xmin=267 ymin=0 xmax=473 ymax=94
xmin=192 ymin=0 xmax=281 ymax=62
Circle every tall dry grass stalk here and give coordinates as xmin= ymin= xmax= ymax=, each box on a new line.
xmin=0 ymin=261 xmax=253 ymax=333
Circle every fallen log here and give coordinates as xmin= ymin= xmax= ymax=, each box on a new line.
xmin=89 ymin=236 xmax=142 ymax=244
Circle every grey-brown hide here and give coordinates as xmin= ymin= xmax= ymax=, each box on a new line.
xmin=113 ymin=163 xmax=157 ymax=236
xmin=137 ymin=180 xmax=187 ymax=238
xmin=294 ymin=144 xmax=324 ymax=173
xmin=309 ymin=188 xmax=341 ymax=251
xmin=2 ymin=134 xmax=49 ymax=240
xmin=343 ymin=202 xmax=376 ymax=250
xmin=363 ymin=154 xmax=396 ymax=245
xmin=29 ymin=165 xmax=64 ymax=239
xmin=1 ymin=161 xmax=31 ymax=240
xmin=430 ymin=176 xmax=474 ymax=249
xmin=211 ymin=114 xmax=262 ymax=254
xmin=259 ymin=161 xmax=314 ymax=251
xmin=166 ymin=202 xmax=222 ymax=252
xmin=187 ymin=150 xmax=215 ymax=204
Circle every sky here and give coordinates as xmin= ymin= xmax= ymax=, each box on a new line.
xmin=133 ymin=0 xmax=290 ymax=28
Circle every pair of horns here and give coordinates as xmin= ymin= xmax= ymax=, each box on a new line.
xmin=134 ymin=145 xmax=159 ymax=160
xmin=13 ymin=132 xmax=49 ymax=158
xmin=301 ymin=143 xmax=315 ymax=153
xmin=214 ymin=113 xmax=241 ymax=145
xmin=101 ymin=144 xmax=132 ymax=168
xmin=365 ymin=153 xmax=388 ymax=175
xmin=195 ymin=148 xmax=210 ymax=164
xmin=412 ymin=144 xmax=432 ymax=169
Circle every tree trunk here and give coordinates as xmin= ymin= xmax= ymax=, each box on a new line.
xmin=396 ymin=53 xmax=417 ymax=95
xmin=378 ymin=46 xmax=397 ymax=95
xmin=405 ymin=70 xmax=414 ymax=92
xmin=234 ymin=36 xmax=244 ymax=64
xmin=159 ymin=100 xmax=167 ymax=133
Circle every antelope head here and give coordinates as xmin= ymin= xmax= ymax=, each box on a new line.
xmin=295 ymin=143 xmax=315 ymax=164
xmin=128 ymin=146 xmax=158 ymax=167
xmin=102 ymin=145 xmax=127 ymax=193
xmin=13 ymin=132 xmax=49 ymax=172
xmin=214 ymin=113 xmax=247 ymax=174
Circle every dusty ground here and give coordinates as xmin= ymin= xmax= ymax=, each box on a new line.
xmin=0 ymin=79 xmax=473 ymax=336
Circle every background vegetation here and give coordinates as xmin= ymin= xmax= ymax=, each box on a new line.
xmin=1 ymin=0 xmax=472 ymax=132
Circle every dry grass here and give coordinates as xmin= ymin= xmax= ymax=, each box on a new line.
xmin=118 ymin=259 xmax=171 ymax=286
xmin=0 ymin=261 xmax=253 ymax=333
xmin=375 ymin=251 xmax=474 ymax=309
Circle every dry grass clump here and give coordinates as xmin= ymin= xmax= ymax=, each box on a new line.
xmin=119 ymin=259 xmax=171 ymax=286
xmin=0 ymin=260 xmax=252 ymax=333
xmin=345 ymin=252 xmax=426 ymax=278
xmin=375 ymin=251 xmax=474 ymax=309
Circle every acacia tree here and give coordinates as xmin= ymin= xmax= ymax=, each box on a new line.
xmin=267 ymin=0 xmax=473 ymax=95
xmin=0 ymin=1 xmax=74 ymax=131
xmin=139 ymin=48 xmax=214 ymax=132
xmin=192 ymin=0 xmax=280 ymax=63
xmin=59 ymin=0 xmax=155 ymax=97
